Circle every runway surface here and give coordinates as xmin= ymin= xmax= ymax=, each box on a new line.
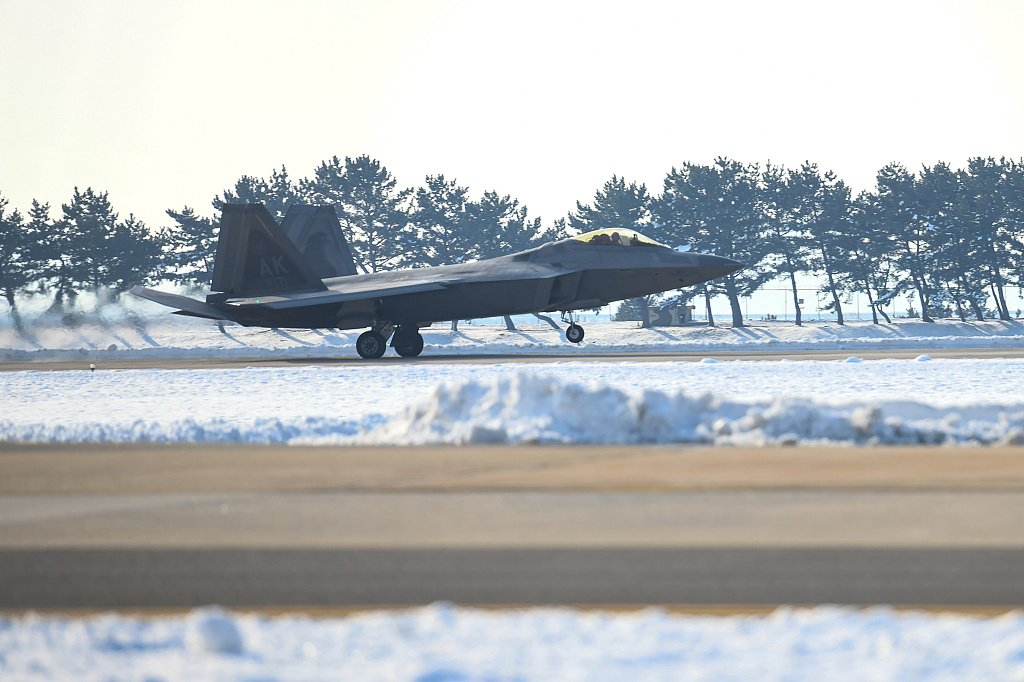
xmin=3 ymin=444 xmax=1024 ymax=609
xmin=5 ymin=345 xmax=1024 ymax=371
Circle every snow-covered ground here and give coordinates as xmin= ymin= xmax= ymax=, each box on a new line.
xmin=3 ymin=604 xmax=1024 ymax=681
xmin=2 ymin=357 xmax=1024 ymax=445
xmin=2 ymin=303 xmax=1024 ymax=361
xmin=4 ymin=307 xmax=1024 ymax=445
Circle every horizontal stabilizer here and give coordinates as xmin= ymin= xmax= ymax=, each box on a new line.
xmin=130 ymin=286 xmax=240 ymax=323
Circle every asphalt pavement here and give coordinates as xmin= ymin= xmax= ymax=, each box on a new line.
xmin=3 ymin=444 xmax=1024 ymax=609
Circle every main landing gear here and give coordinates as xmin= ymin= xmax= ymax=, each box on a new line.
xmin=561 ymin=311 xmax=585 ymax=344
xmin=355 ymin=325 xmax=425 ymax=359
xmin=356 ymin=330 xmax=387 ymax=359
xmin=392 ymin=326 xmax=425 ymax=357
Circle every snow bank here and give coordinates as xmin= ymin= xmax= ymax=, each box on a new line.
xmin=3 ymin=365 xmax=1023 ymax=446
xmin=3 ymin=604 xmax=1024 ymax=681
xmin=351 ymin=372 xmax=1024 ymax=446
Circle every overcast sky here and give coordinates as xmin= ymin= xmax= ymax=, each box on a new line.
xmin=2 ymin=0 xmax=1022 ymax=230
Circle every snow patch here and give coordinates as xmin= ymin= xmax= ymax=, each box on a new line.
xmin=185 ymin=607 xmax=243 ymax=655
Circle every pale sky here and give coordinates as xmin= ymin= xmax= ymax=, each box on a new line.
xmin=2 ymin=0 xmax=1023 ymax=232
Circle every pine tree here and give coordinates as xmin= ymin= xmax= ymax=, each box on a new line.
xmin=917 ymin=162 xmax=988 ymax=321
xmin=469 ymin=191 xmax=544 ymax=259
xmin=165 ymin=206 xmax=218 ymax=285
xmin=107 ymin=214 xmax=164 ymax=292
xmin=790 ymin=163 xmax=852 ymax=325
xmin=654 ymin=158 xmax=771 ymax=327
xmin=302 ymin=155 xmax=413 ymax=273
xmin=959 ymin=157 xmax=1015 ymax=320
xmin=410 ymin=175 xmax=474 ymax=268
xmin=873 ymin=164 xmax=938 ymax=322
xmin=58 ymin=187 xmax=122 ymax=294
xmin=834 ymin=194 xmax=900 ymax=324
xmin=214 ymin=165 xmax=298 ymax=222
xmin=0 ymin=193 xmax=28 ymax=328
xmin=760 ymin=163 xmax=814 ymax=326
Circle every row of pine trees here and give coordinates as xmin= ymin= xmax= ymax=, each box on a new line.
xmin=1 ymin=154 xmax=1022 ymax=329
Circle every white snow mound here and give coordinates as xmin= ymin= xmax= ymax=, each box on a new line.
xmin=350 ymin=372 xmax=1024 ymax=446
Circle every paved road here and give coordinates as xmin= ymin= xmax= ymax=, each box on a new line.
xmin=5 ymin=547 xmax=1024 ymax=609
xmin=4 ymin=345 xmax=1024 ymax=371
xmin=3 ymin=444 xmax=1024 ymax=608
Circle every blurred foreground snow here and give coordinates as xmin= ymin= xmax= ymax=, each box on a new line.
xmin=3 ymin=604 xmax=1024 ymax=681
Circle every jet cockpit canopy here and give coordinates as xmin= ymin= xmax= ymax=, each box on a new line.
xmin=571 ymin=228 xmax=665 ymax=248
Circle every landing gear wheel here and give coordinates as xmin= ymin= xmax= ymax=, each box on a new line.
xmin=566 ymin=323 xmax=585 ymax=344
xmin=393 ymin=329 xmax=424 ymax=357
xmin=356 ymin=330 xmax=387 ymax=359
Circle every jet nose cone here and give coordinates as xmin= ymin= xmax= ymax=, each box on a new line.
xmin=698 ymin=254 xmax=745 ymax=276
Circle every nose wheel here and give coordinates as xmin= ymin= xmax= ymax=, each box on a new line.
xmin=566 ymin=323 xmax=585 ymax=344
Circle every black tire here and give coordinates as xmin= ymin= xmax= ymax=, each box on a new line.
xmin=566 ymin=323 xmax=585 ymax=344
xmin=356 ymin=330 xmax=387 ymax=359
xmin=393 ymin=329 xmax=424 ymax=357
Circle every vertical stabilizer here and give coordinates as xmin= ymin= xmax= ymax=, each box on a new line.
xmin=280 ymin=205 xmax=358 ymax=278
xmin=211 ymin=204 xmax=328 ymax=297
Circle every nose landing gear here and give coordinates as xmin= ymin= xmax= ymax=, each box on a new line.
xmin=561 ymin=311 xmax=585 ymax=344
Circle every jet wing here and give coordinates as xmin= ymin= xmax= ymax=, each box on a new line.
xmin=226 ymin=279 xmax=454 ymax=309
xmin=225 ymin=265 xmax=579 ymax=310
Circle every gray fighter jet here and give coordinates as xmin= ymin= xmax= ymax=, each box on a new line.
xmin=132 ymin=204 xmax=742 ymax=358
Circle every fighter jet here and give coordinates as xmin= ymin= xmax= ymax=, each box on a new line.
xmin=132 ymin=204 xmax=743 ymax=358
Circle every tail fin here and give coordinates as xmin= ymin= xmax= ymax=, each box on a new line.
xmin=210 ymin=204 xmax=328 ymax=297
xmin=280 ymin=205 xmax=358 ymax=278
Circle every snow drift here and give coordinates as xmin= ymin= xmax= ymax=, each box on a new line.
xmin=4 ymin=371 xmax=1023 ymax=446
xmin=350 ymin=372 xmax=1024 ymax=447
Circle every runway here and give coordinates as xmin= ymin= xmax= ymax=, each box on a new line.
xmin=4 ymin=345 xmax=1024 ymax=371
xmin=3 ymin=444 xmax=1024 ymax=609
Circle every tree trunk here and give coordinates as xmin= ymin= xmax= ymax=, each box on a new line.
xmin=826 ymin=276 xmax=844 ymax=325
xmin=911 ymin=272 xmax=934 ymax=322
xmin=875 ymin=301 xmax=892 ymax=324
xmin=47 ymin=287 xmax=65 ymax=314
xmin=969 ymin=296 xmax=984 ymax=321
xmin=638 ymin=299 xmax=651 ymax=328
xmin=994 ymin=277 xmax=1011 ymax=320
xmin=862 ymin=279 xmax=879 ymax=324
xmin=988 ymin=243 xmax=1011 ymax=320
xmin=503 ymin=315 xmax=516 ymax=331
xmin=949 ymin=283 xmax=966 ymax=322
xmin=703 ymin=285 xmax=715 ymax=327
xmin=4 ymin=287 xmax=23 ymax=333
xmin=724 ymin=277 xmax=743 ymax=327
xmin=787 ymin=269 xmax=802 ymax=326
